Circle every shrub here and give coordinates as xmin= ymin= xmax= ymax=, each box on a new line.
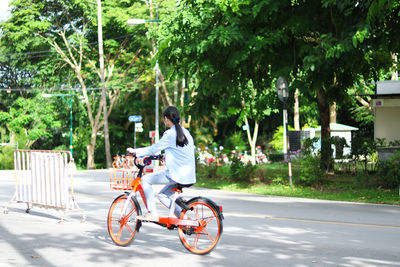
xmin=269 ymin=125 xmax=294 ymax=152
xmin=229 ymin=157 xmax=254 ymax=182
xmin=216 ymin=165 xmax=231 ymax=180
xmin=376 ymin=151 xmax=400 ymax=188
xmin=269 ymin=153 xmax=284 ymax=162
xmin=295 ymin=155 xmax=323 ymax=186
xmin=389 ymin=139 xmax=400 ymax=146
xmin=224 ymin=132 xmax=247 ymax=152
xmin=351 ymin=137 xmax=377 ymax=172
xmin=302 ymin=137 xmax=320 ymax=156
xmin=331 ymin=136 xmax=348 ymax=159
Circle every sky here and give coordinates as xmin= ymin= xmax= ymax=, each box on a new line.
xmin=0 ymin=0 xmax=11 ymax=22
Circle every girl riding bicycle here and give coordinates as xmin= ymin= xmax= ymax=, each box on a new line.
xmin=127 ymin=106 xmax=196 ymax=221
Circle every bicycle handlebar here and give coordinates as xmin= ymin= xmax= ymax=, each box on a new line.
xmin=126 ymin=153 xmax=163 ymax=169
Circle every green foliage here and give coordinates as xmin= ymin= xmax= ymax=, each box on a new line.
xmin=331 ymin=136 xmax=348 ymax=159
xmin=376 ymin=151 xmax=400 ymax=188
xmin=224 ymin=132 xmax=247 ymax=152
xmin=0 ymin=0 xmax=168 ymax=168
xmin=0 ymin=146 xmax=15 ymax=170
xmin=376 ymin=138 xmax=387 ymax=147
xmin=375 ymin=138 xmax=400 ymax=147
xmin=0 ymin=95 xmax=60 ymax=148
xmin=269 ymin=125 xmax=295 ymax=152
xmin=0 ymin=0 xmax=399 ymax=170
xmin=348 ymin=79 xmax=378 ymax=128
xmin=389 ymin=140 xmax=400 ymax=146
xmin=302 ymin=137 xmax=320 ymax=156
xmin=157 ymin=0 xmax=282 ymax=122
xmin=351 ymin=137 xmax=377 ymax=172
xmin=295 ymin=155 xmax=324 ymax=186
xmin=229 ymin=157 xmax=254 ymax=182
xmin=268 ymin=153 xmax=284 ymax=163
xmin=269 ymin=126 xmax=284 ymax=152
xmin=72 ymin=119 xmax=91 ymax=168
xmin=158 ymin=0 xmax=399 ymax=172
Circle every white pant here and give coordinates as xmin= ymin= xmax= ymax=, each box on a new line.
xmin=141 ymin=169 xmax=182 ymax=217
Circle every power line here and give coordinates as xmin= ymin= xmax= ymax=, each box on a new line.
xmin=0 ymin=87 xmax=102 ymax=92
xmin=0 ymin=33 xmax=135 ymax=58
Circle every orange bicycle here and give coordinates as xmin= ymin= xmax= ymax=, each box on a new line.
xmin=107 ymin=155 xmax=224 ymax=255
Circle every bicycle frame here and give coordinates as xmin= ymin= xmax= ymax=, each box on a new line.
xmin=119 ymin=156 xmax=199 ymax=228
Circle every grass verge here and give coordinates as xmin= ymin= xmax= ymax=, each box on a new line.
xmin=196 ymin=165 xmax=400 ymax=205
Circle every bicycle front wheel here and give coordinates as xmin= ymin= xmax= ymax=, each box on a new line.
xmin=107 ymin=194 xmax=140 ymax=246
xmin=178 ymin=198 xmax=223 ymax=255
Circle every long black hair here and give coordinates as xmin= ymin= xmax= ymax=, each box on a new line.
xmin=163 ymin=106 xmax=188 ymax=147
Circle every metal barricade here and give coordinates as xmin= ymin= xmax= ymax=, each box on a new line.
xmin=4 ymin=150 xmax=85 ymax=222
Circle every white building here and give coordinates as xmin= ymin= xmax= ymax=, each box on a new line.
xmin=372 ymin=80 xmax=400 ymax=160
xmin=305 ymin=123 xmax=358 ymax=158
xmin=372 ymin=80 xmax=400 ymax=143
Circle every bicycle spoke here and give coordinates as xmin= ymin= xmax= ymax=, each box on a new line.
xmin=110 ymin=216 xmax=120 ymax=222
xmin=193 ymin=233 xmax=200 ymax=249
xmin=126 ymin=208 xmax=135 ymax=218
xmin=117 ymin=225 xmax=124 ymax=241
xmin=119 ymin=199 xmax=125 ymax=212
xmin=201 ymin=228 xmax=216 ymax=242
xmin=203 ymin=215 xmax=215 ymax=225
xmin=193 ymin=206 xmax=200 ymax=220
xmin=125 ymin=223 xmax=134 ymax=234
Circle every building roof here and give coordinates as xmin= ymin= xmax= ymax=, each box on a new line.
xmin=377 ymin=80 xmax=400 ymax=95
xmin=314 ymin=123 xmax=358 ymax=132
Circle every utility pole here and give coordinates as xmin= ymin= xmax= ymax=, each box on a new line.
xmin=97 ymin=0 xmax=112 ymax=168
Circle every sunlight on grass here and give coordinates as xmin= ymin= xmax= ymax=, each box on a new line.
xmin=197 ymin=177 xmax=400 ymax=205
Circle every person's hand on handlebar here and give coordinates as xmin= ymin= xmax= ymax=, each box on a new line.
xmin=126 ymin=147 xmax=136 ymax=156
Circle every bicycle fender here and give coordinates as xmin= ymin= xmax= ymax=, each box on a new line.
xmin=124 ymin=192 xmax=143 ymax=232
xmin=186 ymin=196 xmax=224 ymax=220
xmin=175 ymin=196 xmax=193 ymax=211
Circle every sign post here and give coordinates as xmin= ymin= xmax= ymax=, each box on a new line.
xmin=129 ymin=115 xmax=142 ymax=148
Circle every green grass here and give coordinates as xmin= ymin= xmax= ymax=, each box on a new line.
xmin=196 ymin=164 xmax=400 ymax=205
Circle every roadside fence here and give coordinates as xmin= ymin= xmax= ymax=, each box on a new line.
xmin=4 ymin=149 xmax=85 ymax=222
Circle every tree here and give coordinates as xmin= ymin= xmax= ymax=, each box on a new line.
xmin=1 ymin=0 xmax=148 ymax=168
xmin=157 ymin=0 xmax=285 ymax=164
xmin=290 ymin=0 xmax=396 ymax=171
xmin=157 ymin=0 xmax=399 ymax=171
xmin=0 ymin=95 xmax=61 ymax=148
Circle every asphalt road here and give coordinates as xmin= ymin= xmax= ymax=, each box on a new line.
xmin=1 ymin=169 xmax=400 ymax=267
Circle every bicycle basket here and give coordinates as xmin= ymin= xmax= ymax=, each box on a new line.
xmin=110 ymin=169 xmax=138 ymax=190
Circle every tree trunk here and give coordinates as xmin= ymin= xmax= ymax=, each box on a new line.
xmin=243 ymin=115 xmax=259 ymax=165
xmin=174 ymin=80 xmax=178 ymax=104
xmin=392 ymin=53 xmax=398 ymax=80
xmin=316 ymin=87 xmax=332 ymax=172
xmin=180 ymin=78 xmax=186 ymax=126
xmin=330 ymin=102 xmax=337 ymax=123
xmin=294 ymin=87 xmax=300 ymax=130
xmin=87 ymin=130 xmax=97 ymax=169
xmin=97 ymin=0 xmax=112 ymax=168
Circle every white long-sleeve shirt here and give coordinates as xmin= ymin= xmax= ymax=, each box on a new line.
xmin=134 ymin=125 xmax=196 ymax=185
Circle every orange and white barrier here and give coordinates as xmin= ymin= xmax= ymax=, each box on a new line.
xmin=4 ymin=150 xmax=85 ymax=222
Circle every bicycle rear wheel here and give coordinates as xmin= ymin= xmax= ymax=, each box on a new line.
xmin=178 ymin=198 xmax=223 ymax=255
xmin=107 ymin=194 xmax=140 ymax=246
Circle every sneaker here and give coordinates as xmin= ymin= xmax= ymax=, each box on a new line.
xmin=137 ymin=212 xmax=159 ymax=221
